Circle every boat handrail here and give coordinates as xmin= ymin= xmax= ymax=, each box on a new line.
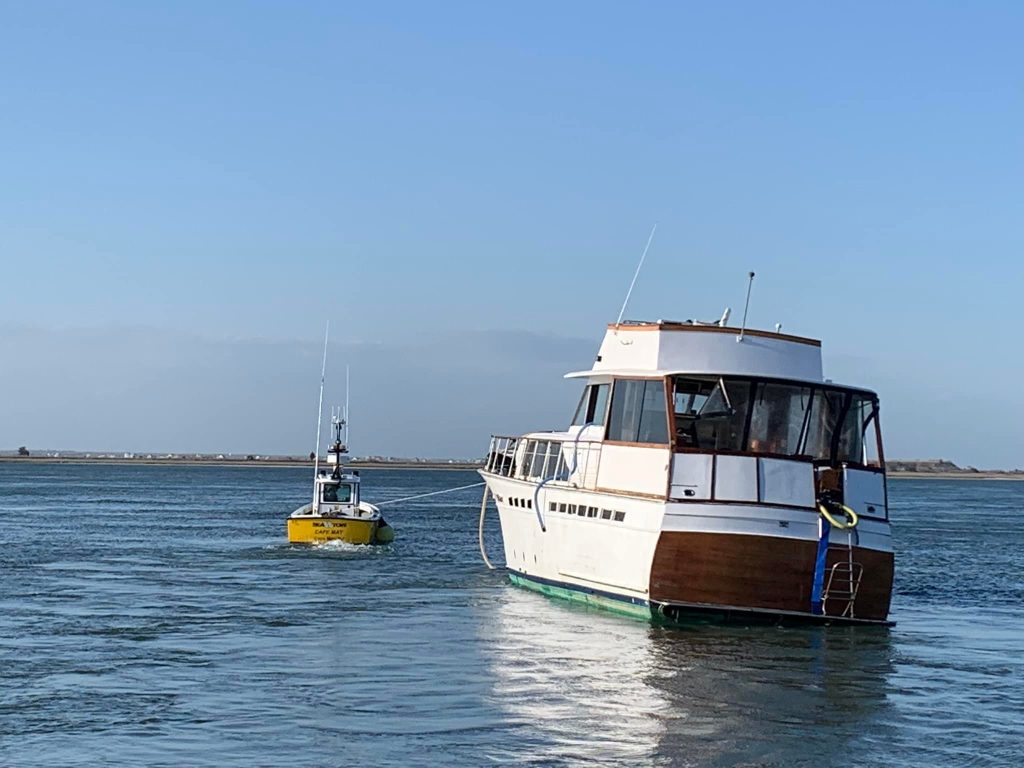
xmin=483 ymin=434 xmax=602 ymax=489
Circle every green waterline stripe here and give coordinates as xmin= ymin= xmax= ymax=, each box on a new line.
xmin=508 ymin=572 xmax=653 ymax=621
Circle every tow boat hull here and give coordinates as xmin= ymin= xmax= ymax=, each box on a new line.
xmin=287 ymin=516 xmax=379 ymax=545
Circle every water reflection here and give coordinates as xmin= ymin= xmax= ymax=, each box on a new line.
xmin=480 ymin=588 xmax=668 ymax=766
xmin=480 ymin=586 xmax=895 ymax=767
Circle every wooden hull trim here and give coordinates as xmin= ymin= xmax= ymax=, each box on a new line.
xmin=653 ymin=599 xmax=894 ymax=627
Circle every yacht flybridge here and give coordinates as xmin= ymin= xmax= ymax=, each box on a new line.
xmin=480 ymin=319 xmax=894 ymax=625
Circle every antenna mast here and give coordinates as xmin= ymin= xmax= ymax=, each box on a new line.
xmin=312 ymin=322 xmax=329 ymax=497
xmin=345 ymin=365 xmax=350 ymax=449
xmin=615 ymin=224 xmax=657 ymax=326
xmin=737 ymin=272 xmax=755 ymax=342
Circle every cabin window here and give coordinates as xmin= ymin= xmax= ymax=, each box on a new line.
xmin=322 ymin=484 xmax=352 ymax=503
xmin=673 ymin=377 xmax=750 ymax=452
xmin=747 ymin=382 xmax=813 ymax=456
xmin=803 ymin=390 xmax=880 ymax=464
xmin=673 ymin=375 xmax=882 ymax=467
xmin=607 ymin=379 xmax=669 ymax=444
xmin=572 ymin=383 xmax=611 ymax=427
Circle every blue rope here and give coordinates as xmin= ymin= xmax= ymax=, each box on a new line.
xmin=810 ymin=516 xmax=831 ymax=615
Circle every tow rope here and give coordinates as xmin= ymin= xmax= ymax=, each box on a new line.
xmin=374 ymin=481 xmax=485 ymax=507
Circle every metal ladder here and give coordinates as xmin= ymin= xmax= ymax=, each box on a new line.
xmin=821 ymin=539 xmax=863 ymax=618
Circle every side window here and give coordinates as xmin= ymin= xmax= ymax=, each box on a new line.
xmin=588 ymin=383 xmax=610 ymax=426
xmin=637 ymin=379 xmax=668 ymax=443
xmin=608 ymin=380 xmax=644 ymax=441
xmin=572 ymin=387 xmax=589 ymax=426
xmin=574 ymin=384 xmax=611 ymax=426
xmin=607 ymin=379 xmax=669 ymax=444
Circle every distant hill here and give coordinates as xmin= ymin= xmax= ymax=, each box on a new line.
xmin=886 ymin=459 xmax=972 ymax=473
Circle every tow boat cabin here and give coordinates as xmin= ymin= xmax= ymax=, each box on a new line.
xmin=481 ymin=321 xmax=893 ymax=624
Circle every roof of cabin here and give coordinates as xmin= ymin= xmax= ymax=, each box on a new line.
xmin=566 ymin=320 xmax=829 ymax=386
xmin=607 ymin=321 xmax=821 ymax=347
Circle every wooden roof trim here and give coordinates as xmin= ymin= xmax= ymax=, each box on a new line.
xmin=606 ymin=322 xmax=821 ymax=347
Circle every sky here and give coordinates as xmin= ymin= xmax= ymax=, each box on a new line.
xmin=1 ymin=2 xmax=1022 ymax=466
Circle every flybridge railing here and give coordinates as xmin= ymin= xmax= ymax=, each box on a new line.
xmin=484 ymin=434 xmax=601 ymax=489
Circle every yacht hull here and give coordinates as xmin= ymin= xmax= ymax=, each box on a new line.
xmin=483 ymin=473 xmax=894 ymax=626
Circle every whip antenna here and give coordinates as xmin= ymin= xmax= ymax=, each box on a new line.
xmin=615 ymin=224 xmax=657 ymax=326
xmin=312 ymin=322 xmax=329 ymax=494
xmin=737 ymin=271 xmax=755 ymax=342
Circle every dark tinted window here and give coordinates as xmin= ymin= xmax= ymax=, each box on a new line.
xmin=607 ymin=379 xmax=669 ymax=444
xmin=748 ymin=382 xmax=813 ymax=455
xmin=572 ymin=383 xmax=611 ymax=426
xmin=692 ymin=379 xmax=751 ymax=452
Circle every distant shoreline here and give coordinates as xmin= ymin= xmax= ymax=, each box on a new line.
xmin=0 ymin=456 xmax=483 ymax=471
xmin=887 ymin=471 xmax=1024 ymax=481
xmin=2 ymin=455 xmax=1021 ymax=479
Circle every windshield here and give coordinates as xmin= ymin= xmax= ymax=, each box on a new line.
xmin=322 ymin=484 xmax=353 ymax=503
xmin=672 ymin=375 xmax=880 ymax=465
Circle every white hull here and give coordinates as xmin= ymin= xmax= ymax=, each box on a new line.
xmin=484 ymin=473 xmax=664 ymax=604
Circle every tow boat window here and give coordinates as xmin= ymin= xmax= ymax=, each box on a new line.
xmin=322 ymin=484 xmax=353 ymax=503
xmin=572 ymin=383 xmax=611 ymax=427
xmin=607 ymin=379 xmax=669 ymax=444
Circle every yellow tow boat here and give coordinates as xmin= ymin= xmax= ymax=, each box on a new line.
xmin=287 ymin=418 xmax=395 ymax=545
xmin=287 ymin=340 xmax=394 ymax=545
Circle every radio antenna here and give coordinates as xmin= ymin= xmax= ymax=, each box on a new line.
xmin=737 ymin=271 xmax=755 ymax=342
xmin=615 ymin=224 xmax=657 ymax=326
xmin=312 ymin=322 xmax=329 ymax=494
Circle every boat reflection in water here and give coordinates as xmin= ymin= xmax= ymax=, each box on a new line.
xmin=479 ymin=587 xmax=894 ymax=766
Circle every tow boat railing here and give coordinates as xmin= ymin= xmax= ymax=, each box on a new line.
xmin=483 ymin=434 xmax=602 ymax=490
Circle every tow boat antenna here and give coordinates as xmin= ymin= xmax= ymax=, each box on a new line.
xmin=312 ymin=322 xmax=329 ymax=501
xmin=737 ymin=271 xmax=755 ymax=342
xmin=615 ymin=224 xmax=658 ymax=326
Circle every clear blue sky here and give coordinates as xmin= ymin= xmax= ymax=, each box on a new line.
xmin=2 ymin=2 xmax=1022 ymax=466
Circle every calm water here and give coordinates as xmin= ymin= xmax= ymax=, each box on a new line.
xmin=1 ymin=464 xmax=1022 ymax=767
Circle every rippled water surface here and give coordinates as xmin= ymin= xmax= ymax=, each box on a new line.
xmin=1 ymin=464 xmax=1022 ymax=767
